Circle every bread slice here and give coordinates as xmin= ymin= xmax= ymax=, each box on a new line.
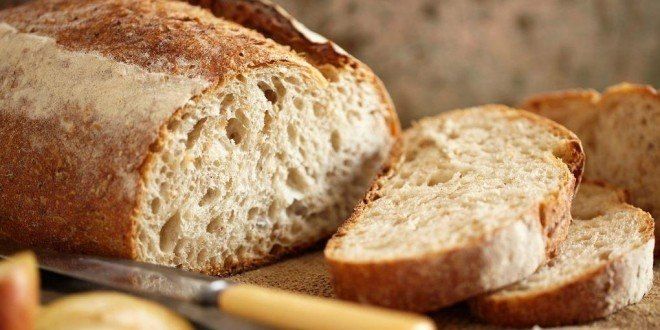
xmin=470 ymin=181 xmax=655 ymax=327
xmin=325 ymin=106 xmax=584 ymax=312
xmin=522 ymin=83 xmax=660 ymax=248
xmin=0 ymin=0 xmax=398 ymax=275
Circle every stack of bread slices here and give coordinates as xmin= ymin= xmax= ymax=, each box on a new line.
xmin=326 ymin=83 xmax=657 ymax=327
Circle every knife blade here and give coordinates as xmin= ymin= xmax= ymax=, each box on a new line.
xmin=1 ymin=247 xmax=233 ymax=306
xmin=0 ymin=245 xmax=437 ymax=330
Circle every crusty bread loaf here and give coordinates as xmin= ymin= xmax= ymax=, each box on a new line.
xmin=0 ymin=0 xmax=399 ymax=275
xmin=522 ymin=83 xmax=660 ymax=248
xmin=325 ymin=106 xmax=584 ymax=312
xmin=470 ymin=181 xmax=655 ymax=327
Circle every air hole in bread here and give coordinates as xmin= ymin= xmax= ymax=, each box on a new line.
xmin=318 ymin=64 xmax=339 ymax=82
xmin=272 ymin=77 xmax=286 ymax=98
xmin=226 ymin=117 xmax=245 ymax=144
xmin=331 ymin=131 xmax=341 ymax=152
xmin=405 ymin=150 xmax=418 ymax=162
xmin=160 ymin=211 xmax=181 ymax=253
xmin=267 ymin=203 xmax=279 ymax=219
xmin=293 ymin=97 xmax=304 ymax=110
xmin=552 ymin=141 xmax=579 ymax=168
xmin=206 ymin=215 xmax=224 ymax=234
xmin=414 ymin=175 xmax=427 ymax=186
xmin=287 ymin=124 xmax=298 ymax=142
xmin=298 ymin=146 xmax=308 ymax=159
xmin=186 ymin=117 xmax=207 ymax=149
xmin=427 ymin=170 xmax=455 ymax=186
xmin=167 ymin=118 xmax=182 ymax=131
xmin=150 ymin=198 xmax=161 ymax=215
xmin=286 ymin=200 xmax=308 ymax=217
xmin=286 ymin=168 xmax=309 ymax=192
xmin=313 ymin=103 xmax=324 ymax=117
xmin=199 ymin=188 xmax=220 ymax=207
xmin=417 ymin=138 xmax=436 ymax=148
xmin=197 ymin=248 xmax=208 ymax=263
xmin=598 ymin=250 xmax=612 ymax=261
xmin=283 ymin=75 xmax=301 ymax=85
xmin=221 ymin=94 xmax=235 ymax=108
xmin=247 ymin=207 xmax=259 ymax=220
xmin=159 ymin=182 xmax=170 ymax=195
xmin=258 ymin=81 xmax=278 ymax=104
xmin=193 ymin=157 xmax=202 ymax=170
xmin=262 ymin=111 xmax=273 ymax=133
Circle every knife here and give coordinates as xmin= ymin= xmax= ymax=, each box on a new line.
xmin=0 ymin=247 xmax=435 ymax=330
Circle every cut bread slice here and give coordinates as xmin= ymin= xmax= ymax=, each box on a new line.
xmin=0 ymin=0 xmax=397 ymax=275
xmin=325 ymin=106 xmax=585 ymax=312
xmin=522 ymin=83 xmax=660 ymax=248
xmin=470 ymin=181 xmax=655 ymax=327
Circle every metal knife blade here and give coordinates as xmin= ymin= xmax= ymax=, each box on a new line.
xmin=0 ymin=245 xmax=230 ymax=306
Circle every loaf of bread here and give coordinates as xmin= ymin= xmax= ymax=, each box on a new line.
xmin=522 ymin=83 xmax=659 ymax=248
xmin=0 ymin=0 xmax=399 ymax=274
xmin=471 ymin=181 xmax=655 ymax=326
xmin=325 ymin=106 xmax=584 ymax=312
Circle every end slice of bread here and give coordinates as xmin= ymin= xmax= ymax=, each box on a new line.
xmin=522 ymin=83 xmax=660 ymax=248
xmin=324 ymin=106 xmax=585 ymax=312
xmin=470 ymin=181 xmax=655 ymax=327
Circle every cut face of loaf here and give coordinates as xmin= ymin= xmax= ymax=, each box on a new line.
xmin=325 ymin=106 xmax=584 ymax=312
xmin=522 ymin=83 xmax=660 ymax=249
xmin=0 ymin=0 xmax=397 ymax=275
xmin=138 ymin=67 xmax=392 ymax=273
xmin=470 ymin=182 xmax=655 ymax=327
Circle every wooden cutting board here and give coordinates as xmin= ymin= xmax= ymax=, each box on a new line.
xmin=229 ymin=250 xmax=660 ymax=329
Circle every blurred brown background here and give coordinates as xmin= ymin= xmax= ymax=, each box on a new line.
xmin=3 ymin=0 xmax=659 ymax=125
xmin=275 ymin=0 xmax=660 ymax=125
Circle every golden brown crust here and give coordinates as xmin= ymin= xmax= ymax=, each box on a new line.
xmin=521 ymin=89 xmax=600 ymax=112
xmin=603 ymin=82 xmax=659 ymax=101
xmin=0 ymin=0 xmax=304 ymax=81
xmin=0 ymin=98 xmax=138 ymax=258
xmin=325 ymin=106 xmax=584 ymax=312
xmin=189 ymin=0 xmax=351 ymax=67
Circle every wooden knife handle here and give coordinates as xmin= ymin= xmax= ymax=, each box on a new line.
xmin=218 ymin=284 xmax=435 ymax=330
